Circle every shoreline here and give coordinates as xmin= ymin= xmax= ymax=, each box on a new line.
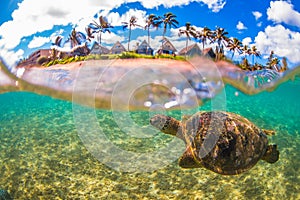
xmin=28 ymin=57 xmax=243 ymax=75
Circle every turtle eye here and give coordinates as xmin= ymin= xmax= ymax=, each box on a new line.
xmin=150 ymin=115 xmax=167 ymax=130
xmin=162 ymin=118 xmax=169 ymax=130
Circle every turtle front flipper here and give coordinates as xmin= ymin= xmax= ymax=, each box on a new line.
xmin=262 ymin=144 xmax=279 ymax=163
xmin=150 ymin=114 xmax=183 ymax=139
xmin=262 ymin=129 xmax=275 ymax=136
xmin=179 ymin=147 xmax=202 ymax=168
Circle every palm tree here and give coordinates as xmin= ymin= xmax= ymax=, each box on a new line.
xmin=249 ymin=45 xmax=261 ymax=65
xmin=178 ymin=22 xmax=197 ymax=58
xmin=281 ymin=57 xmax=288 ymax=72
xmin=157 ymin=12 xmax=179 ymax=51
xmin=240 ymin=57 xmax=250 ymax=70
xmin=51 ymin=35 xmax=63 ymax=59
xmin=145 ymin=14 xmax=159 ymax=46
xmin=87 ymin=16 xmax=113 ymax=49
xmin=122 ymin=16 xmax=141 ymax=51
xmin=68 ymin=28 xmax=86 ymax=48
xmin=266 ymin=51 xmax=281 ymax=71
xmin=161 ymin=12 xmax=179 ymax=38
xmin=270 ymin=57 xmax=280 ymax=71
xmin=211 ymin=27 xmax=229 ymax=61
xmin=67 ymin=28 xmax=89 ymax=56
xmin=266 ymin=50 xmax=274 ymax=69
xmin=226 ymin=38 xmax=242 ymax=60
xmin=241 ymin=45 xmax=250 ymax=62
xmin=212 ymin=27 xmax=229 ymax=51
xmin=198 ymin=27 xmax=213 ymax=50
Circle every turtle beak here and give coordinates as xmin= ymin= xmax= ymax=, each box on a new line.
xmin=150 ymin=115 xmax=162 ymax=129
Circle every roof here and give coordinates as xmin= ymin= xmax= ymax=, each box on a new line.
xmin=202 ymin=47 xmax=216 ymax=59
xmin=110 ymin=41 xmax=126 ymax=52
xmin=161 ymin=38 xmax=177 ymax=52
xmin=136 ymin=40 xmax=152 ymax=50
xmin=178 ymin=43 xmax=201 ymax=56
xmin=90 ymin=42 xmax=110 ymax=54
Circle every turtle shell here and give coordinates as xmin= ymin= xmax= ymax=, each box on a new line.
xmin=183 ymin=111 xmax=269 ymax=175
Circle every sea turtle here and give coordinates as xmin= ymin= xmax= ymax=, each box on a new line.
xmin=150 ymin=111 xmax=279 ymax=175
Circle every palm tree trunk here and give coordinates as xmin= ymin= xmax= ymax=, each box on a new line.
xmin=148 ymin=27 xmax=150 ymax=46
xmin=128 ymin=26 xmax=131 ymax=51
xmin=147 ymin=27 xmax=150 ymax=55
xmin=99 ymin=32 xmax=102 ymax=55
xmin=185 ymin=39 xmax=188 ymax=58
xmin=99 ymin=32 xmax=102 ymax=45
xmin=161 ymin=32 xmax=165 ymax=53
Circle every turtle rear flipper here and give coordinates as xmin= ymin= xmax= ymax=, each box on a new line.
xmin=262 ymin=144 xmax=279 ymax=163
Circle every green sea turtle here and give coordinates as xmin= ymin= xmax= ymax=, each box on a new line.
xmin=150 ymin=111 xmax=279 ymax=175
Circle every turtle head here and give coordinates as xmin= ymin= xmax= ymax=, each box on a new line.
xmin=150 ymin=114 xmax=182 ymax=137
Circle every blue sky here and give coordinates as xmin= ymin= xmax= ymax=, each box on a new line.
xmin=1 ymin=0 xmax=300 ymax=68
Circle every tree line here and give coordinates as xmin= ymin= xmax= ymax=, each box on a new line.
xmin=44 ymin=12 xmax=289 ymax=72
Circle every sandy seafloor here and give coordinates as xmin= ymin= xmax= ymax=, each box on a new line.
xmin=0 ymin=70 xmax=299 ymax=199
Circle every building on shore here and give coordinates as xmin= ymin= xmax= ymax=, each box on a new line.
xmin=136 ymin=40 xmax=153 ymax=55
xmin=157 ymin=38 xmax=177 ymax=55
xmin=17 ymin=49 xmax=51 ymax=67
xmin=110 ymin=41 xmax=126 ymax=54
xmin=202 ymin=47 xmax=216 ymax=60
xmin=178 ymin=43 xmax=202 ymax=57
xmin=90 ymin=42 xmax=110 ymax=55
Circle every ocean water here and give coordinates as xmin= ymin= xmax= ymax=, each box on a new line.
xmin=0 ymin=76 xmax=299 ymax=199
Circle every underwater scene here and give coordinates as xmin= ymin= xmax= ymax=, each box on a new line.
xmin=0 ymin=67 xmax=299 ymax=199
xmin=1 ymin=1 xmax=300 ymax=199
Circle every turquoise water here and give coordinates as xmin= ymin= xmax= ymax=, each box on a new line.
xmin=0 ymin=77 xmax=299 ymax=199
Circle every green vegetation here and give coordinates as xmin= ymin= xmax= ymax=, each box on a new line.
xmin=42 ymin=52 xmax=187 ymax=67
xmin=119 ymin=52 xmax=154 ymax=59
xmin=43 ymin=56 xmax=86 ymax=67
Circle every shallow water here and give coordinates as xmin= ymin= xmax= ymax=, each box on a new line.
xmin=0 ymin=59 xmax=300 ymax=199
xmin=0 ymin=74 xmax=299 ymax=199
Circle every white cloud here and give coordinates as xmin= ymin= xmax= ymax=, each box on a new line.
xmin=201 ymin=0 xmax=226 ymax=12
xmin=257 ymin=22 xmax=263 ymax=27
xmin=242 ymin=37 xmax=252 ymax=46
xmin=0 ymin=0 xmax=103 ymax=50
xmin=267 ymin=1 xmax=300 ymax=28
xmin=254 ymin=25 xmax=300 ymax=63
xmin=28 ymin=36 xmax=51 ymax=49
xmin=104 ymin=9 xmax=147 ymax=27
xmin=252 ymin=11 xmax=262 ymax=20
xmin=137 ymin=0 xmax=226 ymax=12
xmin=236 ymin=21 xmax=247 ymax=30
xmin=96 ymin=32 xmax=125 ymax=46
xmin=0 ymin=48 xmax=24 ymax=68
